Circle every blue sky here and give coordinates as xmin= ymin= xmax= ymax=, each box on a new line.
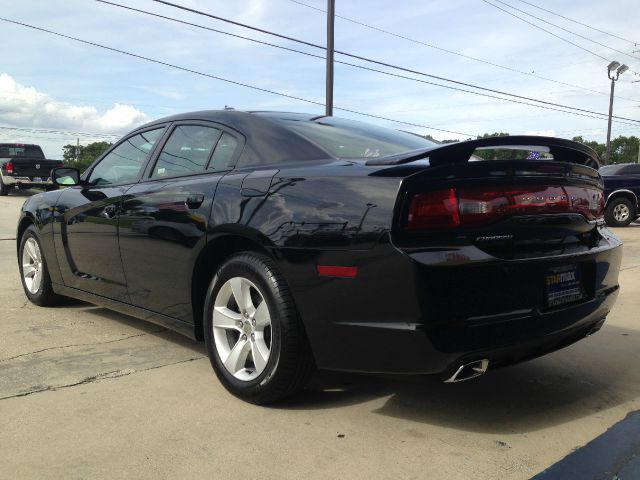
xmin=1 ymin=0 xmax=639 ymax=158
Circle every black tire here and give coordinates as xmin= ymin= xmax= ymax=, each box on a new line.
xmin=0 ymin=177 xmax=9 ymax=196
xmin=18 ymin=226 xmax=63 ymax=306
xmin=203 ymin=252 xmax=314 ymax=404
xmin=604 ymin=197 xmax=636 ymax=227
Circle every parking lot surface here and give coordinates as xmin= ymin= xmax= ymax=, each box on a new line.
xmin=1 ymin=191 xmax=639 ymax=479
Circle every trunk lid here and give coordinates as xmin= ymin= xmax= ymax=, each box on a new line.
xmin=384 ymin=137 xmax=605 ymax=260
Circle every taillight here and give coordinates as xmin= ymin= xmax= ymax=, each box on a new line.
xmin=6 ymin=161 xmax=13 ymax=174
xmin=406 ymin=185 xmax=604 ymax=230
xmin=57 ymin=162 xmax=64 ymax=168
xmin=408 ymin=188 xmax=460 ymax=229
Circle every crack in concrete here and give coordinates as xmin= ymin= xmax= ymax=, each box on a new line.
xmin=0 ymin=355 xmax=207 ymax=401
xmin=0 ymin=328 xmax=167 ymax=363
xmin=621 ymin=264 xmax=640 ymax=272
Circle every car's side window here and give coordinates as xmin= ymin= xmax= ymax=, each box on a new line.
xmin=208 ymin=132 xmax=239 ymax=171
xmin=89 ymin=128 xmax=164 ymax=186
xmin=151 ymin=125 xmax=222 ymax=178
xmin=622 ymin=164 xmax=640 ymax=175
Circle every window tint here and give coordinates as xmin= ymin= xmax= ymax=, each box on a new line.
xmin=208 ymin=132 xmax=239 ymax=171
xmin=89 ymin=128 xmax=164 ymax=186
xmin=152 ymin=125 xmax=221 ymax=178
xmin=278 ymin=117 xmax=437 ymax=159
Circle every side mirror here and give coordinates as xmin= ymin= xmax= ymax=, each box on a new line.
xmin=52 ymin=167 xmax=81 ymax=187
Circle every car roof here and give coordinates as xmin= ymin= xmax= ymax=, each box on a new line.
xmin=136 ymin=110 xmax=322 ymax=131
xmin=134 ymin=110 xmax=333 ymax=165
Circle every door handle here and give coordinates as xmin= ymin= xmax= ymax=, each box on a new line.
xmin=101 ymin=204 xmax=117 ymax=219
xmin=185 ymin=194 xmax=205 ymax=209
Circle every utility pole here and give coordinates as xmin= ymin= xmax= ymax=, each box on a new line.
xmin=605 ymin=61 xmax=628 ymax=165
xmin=325 ymin=0 xmax=335 ymax=116
xmin=76 ymin=137 xmax=80 ymax=163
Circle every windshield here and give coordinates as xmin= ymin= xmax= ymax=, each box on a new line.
xmin=279 ymin=116 xmax=437 ymax=159
xmin=0 ymin=144 xmax=45 ymax=158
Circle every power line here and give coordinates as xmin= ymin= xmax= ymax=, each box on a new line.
xmin=488 ymin=0 xmax=640 ymax=62
xmin=135 ymin=0 xmax=640 ymax=124
xmin=514 ymin=0 xmax=639 ymax=47
xmin=287 ymin=0 xmax=640 ymax=103
xmin=0 ymin=16 xmax=475 ymax=138
xmin=481 ymin=0 xmax=640 ymax=77
xmin=4 ymin=11 xmax=637 ymax=135
xmin=94 ymin=1 xmax=640 ymax=125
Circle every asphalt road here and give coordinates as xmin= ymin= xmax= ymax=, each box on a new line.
xmin=1 ymin=190 xmax=639 ymax=480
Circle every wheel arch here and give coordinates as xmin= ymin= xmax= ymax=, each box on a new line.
xmin=606 ymin=189 xmax=638 ymax=210
xmin=191 ymin=232 xmax=272 ymax=340
xmin=16 ymin=214 xmax=36 ymax=254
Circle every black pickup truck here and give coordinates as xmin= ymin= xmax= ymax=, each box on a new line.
xmin=0 ymin=143 xmax=63 ymax=196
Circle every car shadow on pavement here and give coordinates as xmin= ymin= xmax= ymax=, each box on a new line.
xmin=279 ymin=324 xmax=640 ymax=434
xmin=45 ymin=301 xmax=207 ymax=355
xmin=46 ymin=301 xmax=639 ymax=434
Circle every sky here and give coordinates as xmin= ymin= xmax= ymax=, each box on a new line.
xmin=0 ymin=0 xmax=639 ymax=159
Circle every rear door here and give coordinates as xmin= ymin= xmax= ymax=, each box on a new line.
xmin=118 ymin=121 xmax=243 ymax=322
xmin=54 ymin=127 xmax=166 ymax=299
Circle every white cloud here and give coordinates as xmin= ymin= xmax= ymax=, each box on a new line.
xmin=524 ymin=129 xmax=556 ymax=137
xmin=0 ymin=73 xmax=148 ymax=135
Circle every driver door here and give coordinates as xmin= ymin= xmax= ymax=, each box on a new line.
xmin=53 ymin=127 xmax=167 ymax=300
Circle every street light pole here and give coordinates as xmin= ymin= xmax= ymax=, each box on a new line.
xmin=604 ymin=61 xmax=628 ymax=165
xmin=325 ymin=0 xmax=335 ymax=117
xmin=605 ymin=76 xmax=616 ymax=165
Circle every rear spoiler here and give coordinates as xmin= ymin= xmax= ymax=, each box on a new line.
xmin=365 ymin=135 xmax=600 ymax=169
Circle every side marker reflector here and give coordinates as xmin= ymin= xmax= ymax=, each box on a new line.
xmin=316 ymin=265 xmax=358 ymax=278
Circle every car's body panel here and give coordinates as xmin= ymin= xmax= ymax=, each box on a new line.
xmin=120 ymin=174 xmax=218 ymax=322
xmin=16 ymin=110 xmax=623 ymax=377
xmin=53 ymin=185 xmax=131 ymax=299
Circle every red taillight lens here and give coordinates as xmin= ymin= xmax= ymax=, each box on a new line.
xmin=407 ymin=185 xmax=604 ymax=230
xmin=408 ymin=188 xmax=460 ymax=229
xmin=6 ymin=161 xmax=13 ymax=174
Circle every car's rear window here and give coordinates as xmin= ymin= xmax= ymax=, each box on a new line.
xmin=0 ymin=144 xmax=45 ymax=158
xmin=599 ymin=165 xmax=624 ymax=175
xmin=279 ymin=117 xmax=437 ymax=159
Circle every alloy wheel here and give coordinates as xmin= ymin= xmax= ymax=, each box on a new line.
xmin=212 ymin=276 xmax=272 ymax=381
xmin=22 ymin=237 xmax=43 ymax=294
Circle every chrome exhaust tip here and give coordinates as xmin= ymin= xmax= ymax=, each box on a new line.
xmin=444 ymin=359 xmax=490 ymax=383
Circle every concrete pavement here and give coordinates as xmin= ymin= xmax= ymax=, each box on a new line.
xmin=1 ymin=191 xmax=639 ymax=479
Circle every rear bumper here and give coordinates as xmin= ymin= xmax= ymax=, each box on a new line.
xmin=276 ymin=228 xmax=622 ymax=375
xmin=2 ymin=175 xmax=52 ymax=187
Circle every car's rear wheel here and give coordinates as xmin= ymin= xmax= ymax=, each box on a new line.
xmin=19 ymin=226 xmax=62 ymax=306
xmin=605 ymin=197 xmax=635 ymax=227
xmin=203 ymin=252 xmax=314 ymax=404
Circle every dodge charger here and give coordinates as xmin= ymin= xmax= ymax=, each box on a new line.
xmin=16 ymin=110 xmax=622 ymax=404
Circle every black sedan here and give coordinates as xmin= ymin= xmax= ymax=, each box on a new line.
xmin=17 ymin=111 xmax=622 ymax=404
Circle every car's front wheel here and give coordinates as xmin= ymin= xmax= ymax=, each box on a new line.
xmin=203 ymin=252 xmax=314 ymax=404
xmin=19 ymin=226 xmax=62 ymax=305
xmin=605 ymin=197 xmax=636 ymax=227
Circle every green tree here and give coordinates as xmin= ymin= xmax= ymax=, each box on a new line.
xmin=572 ymin=135 xmax=639 ymax=164
xmin=62 ymin=141 xmax=112 ymax=172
